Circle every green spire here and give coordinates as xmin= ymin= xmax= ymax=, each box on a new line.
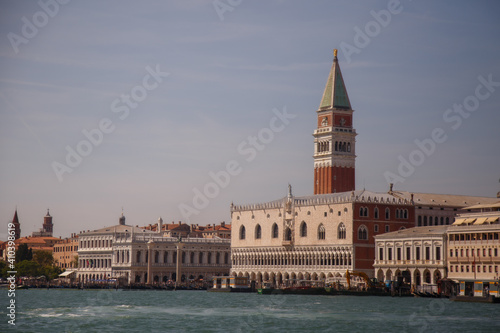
xmin=319 ymin=49 xmax=351 ymax=110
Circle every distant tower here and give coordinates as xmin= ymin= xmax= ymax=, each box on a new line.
xmin=313 ymin=49 xmax=356 ymax=194
xmin=11 ymin=209 xmax=21 ymax=239
xmin=43 ymin=209 xmax=53 ymax=236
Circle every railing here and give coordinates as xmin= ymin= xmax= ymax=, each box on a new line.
xmin=374 ymin=259 xmax=444 ymax=266
xmin=449 ymin=240 xmax=500 ymax=246
xmin=313 ymin=127 xmax=332 ymax=135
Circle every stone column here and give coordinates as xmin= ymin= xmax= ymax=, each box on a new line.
xmin=176 ymin=241 xmax=183 ymax=285
xmin=147 ymin=240 xmax=154 ymax=285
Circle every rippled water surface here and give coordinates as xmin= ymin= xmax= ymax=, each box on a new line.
xmin=5 ymin=289 xmax=500 ymax=332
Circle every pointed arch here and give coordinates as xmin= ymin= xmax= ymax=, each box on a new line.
xmin=239 ymin=225 xmax=246 ymax=240
xmin=272 ymin=223 xmax=279 ymax=238
xmin=338 ymin=222 xmax=346 ymax=239
xmin=358 ymin=225 xmax=368 ymax=240
xmin=255 ymin=224 xmax=262 ymax=239
xmin=300 ymin=221 xmax=307 ymax=237
xmin=318 ymin=224 xmax=326 ymax=240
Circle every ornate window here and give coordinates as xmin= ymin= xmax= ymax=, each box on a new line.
xmin=239 ymin=225 xmax=246 ymax=240
xmin=338 ymin=223 xmax=346 ymax=239
xmin=385 ymin=208 xmax=390 ymax=220
xmin=318 ymin=224 xmax=326 ymax=240
xmin=285 ymin=228 xmax=292 ymax=241
xmin=255 ymin=224 xmax=262 ymax=239
xmin=300 ymin=221 xmax=307 ymax=237
xmin=374 ymin=207 xmax=379 ymax=219
xmin=272 ymin=223 xmax=279 ymax=238
xmin=359 ymin=207 xmax=368 ymax=217
xmin=358 ymin=225 xmax=368 ymax=240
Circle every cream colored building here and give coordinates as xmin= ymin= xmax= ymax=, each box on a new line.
xmin=373 ymin=225 xmax=448 ymax=291
xmin=230 ymin=188 xmax=415 ymax=287
xmin=77 ymin=214 xmax=231 ymax=285
xmin=447 ymin=202 xmax=500 ymax=297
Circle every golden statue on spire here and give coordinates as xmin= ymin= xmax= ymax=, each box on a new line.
xmin=334 ymin=49 xmax=338 ymax=57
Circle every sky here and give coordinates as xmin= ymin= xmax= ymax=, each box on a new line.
xmin=1 ymin=0 xmax=499 ymax=239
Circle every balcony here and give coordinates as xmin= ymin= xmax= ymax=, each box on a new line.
xmin=313 ymin=127 xmax=332 ymax=135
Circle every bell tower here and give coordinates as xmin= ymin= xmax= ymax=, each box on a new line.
xmin=43 ymin=209 xmax=53 ymax=236
xmin=313 ymin=49 xmax=356 ymax=194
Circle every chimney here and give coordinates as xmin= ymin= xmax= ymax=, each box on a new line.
xmin=389 ymin=183 xmax=394 ymax=193
xmin=221 ymin=221 xmax=225 ymax=227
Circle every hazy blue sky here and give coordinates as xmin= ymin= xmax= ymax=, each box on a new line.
xmin=1 ymin=0 xmax=499 ymax=238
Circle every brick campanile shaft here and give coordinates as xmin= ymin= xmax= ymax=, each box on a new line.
xmin=313 ymin=49 xmax=356 ymax=194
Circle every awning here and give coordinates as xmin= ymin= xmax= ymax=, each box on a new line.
xmin=474 ymin=217 xmax=488 ymax=225
xmin=452 ymin=218 xmax=466 ymax=225
xmin=464 ymin=218 xmax=476 ymax=224
xmin=59 ymin=270 xmax=76 ymax=277
xmin=486 ymin=217 xmax=499 ymax=223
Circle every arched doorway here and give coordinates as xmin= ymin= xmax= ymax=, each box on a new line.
xmin=414 ymin=270 xmax=421 ymax=286
xmin=424 ymin=270 xmax=431 ymax=284
xmin=377 ymin=269 xmax=384 ymax=282
xmin=433 ymin=270 xmax=441 ymax=284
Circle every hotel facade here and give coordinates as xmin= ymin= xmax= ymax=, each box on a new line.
xmin=447 ymin=202 xmax=500 ymax=297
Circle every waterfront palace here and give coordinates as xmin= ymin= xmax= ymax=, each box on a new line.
xmin=77 ymin=214 xmax=230 ymax=285
xmin=229 ymin=50 xmax=497 ymax=287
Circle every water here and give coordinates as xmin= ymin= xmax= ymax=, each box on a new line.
xmin=4 ymin=289 xmax=500 ymax=332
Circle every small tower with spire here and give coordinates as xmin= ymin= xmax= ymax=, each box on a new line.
xmin=42 ymin=209 xmax=53 ymax=236
xmin=11 ymin=209 xmax=21 ymax=239
xmin=313 ymin=49 xmax=356 ymax=194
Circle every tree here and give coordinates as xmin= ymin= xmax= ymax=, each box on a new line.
xmin=41 ymin=265 xmax=62 ymax=280
xmin=17 ymin=260 xmax=40 ymax=277
xmin=15 ymin=244 xmax=33 ymax=262
xmin=33 ymin=250 xmax=55 ymax=266
xmin=0 ymin=261 xmax=8 ymax=278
